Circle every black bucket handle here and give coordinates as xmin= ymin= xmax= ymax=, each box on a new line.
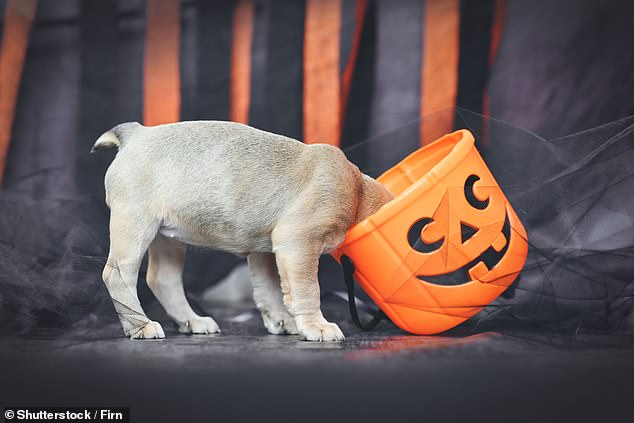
xmin=340 ymin=255 xmax=385 ymax=331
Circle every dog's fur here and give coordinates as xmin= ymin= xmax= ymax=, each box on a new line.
xmin=94 ymin=121 xmax=394 ymax=341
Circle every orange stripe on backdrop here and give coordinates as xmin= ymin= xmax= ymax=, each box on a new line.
xmin=488 ymin=0 xmax=506 ymax=67
xmin=144 ymin=0 xmax=181 ymax=126
xmin=420 ymin=0 xmax=460 ymax=146
xmin=0 ymin=0 xmax=37 ymax=187
xmin=341 ymin=0 xmax=367 ymax=119
xmin=483 ymin=0 xmax=506 ymax=119
xmin=303 ymin=0 xmax=342 ymax=146
xmin=230 ymin=0 xmax=254 ymax=124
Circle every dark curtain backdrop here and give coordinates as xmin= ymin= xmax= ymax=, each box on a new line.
xmin=1 ymin=0 xmax=633 ymax=334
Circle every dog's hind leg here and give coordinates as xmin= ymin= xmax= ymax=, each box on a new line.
xmin=103 ymin=209 xmax=162 ymax=339
xmin=247 ymin=252 xmax=297 ymax=335
xmin=147 ymin=234 xmax=220 ymax=335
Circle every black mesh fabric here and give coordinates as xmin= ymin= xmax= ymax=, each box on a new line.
xmin=0 ymin=191 xmax=116 ymax=334
xmin=463 ymin=110 xmax=634 ymax=332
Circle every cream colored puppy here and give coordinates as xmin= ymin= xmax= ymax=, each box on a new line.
xmin=93 ymin=121 xmax=394 ymax=342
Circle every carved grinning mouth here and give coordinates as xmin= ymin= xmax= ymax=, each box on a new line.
xmin=406 ymin=174 xmax=513 ymax=286
xmin=415 ymin=211 xmax=512 ymax=286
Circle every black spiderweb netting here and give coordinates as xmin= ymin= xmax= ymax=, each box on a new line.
xmin=471 ymin=111 xmax=634 ymax=332
xmin=1 ymin=110 xmax=634 ymax=336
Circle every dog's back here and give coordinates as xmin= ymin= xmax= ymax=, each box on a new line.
xmin=95 ymin=121 xmax=362 ymax=253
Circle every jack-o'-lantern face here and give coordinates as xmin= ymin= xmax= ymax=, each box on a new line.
xmin=406 ymin=174 xmax=513 ymax=286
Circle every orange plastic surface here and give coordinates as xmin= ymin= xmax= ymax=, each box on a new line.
xmin=333 ymin=130 xmax=528 ymax=335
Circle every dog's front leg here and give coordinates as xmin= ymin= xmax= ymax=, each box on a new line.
xmin=272 ymin=237 xmax=344 ymax=342
xmin=247 ymin=252 xmax=298 ymax=335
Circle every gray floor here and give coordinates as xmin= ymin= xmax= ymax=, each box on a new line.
xmin=2 ymin=302 xmax=634 ymax=422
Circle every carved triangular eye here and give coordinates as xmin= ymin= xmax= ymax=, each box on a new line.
xmin=460 ymin=221 xmax=478 ymax=243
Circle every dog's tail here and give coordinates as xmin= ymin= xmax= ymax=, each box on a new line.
xmin=90 ymin=122 xmax=142 ymax=153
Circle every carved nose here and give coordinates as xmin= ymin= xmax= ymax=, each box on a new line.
xmin=460 ymin=221 xmax=478 ymax=243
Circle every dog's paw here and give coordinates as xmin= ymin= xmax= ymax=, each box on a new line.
xmin=130 ymin=321 xmax=165 ymax=339
xmin=297 ymin=317 xmax=345 ymax=342
xmin=262 ymin=312 xmax=298 ymax=335
xmin=178 ymin=316 xmax=221 ymax=335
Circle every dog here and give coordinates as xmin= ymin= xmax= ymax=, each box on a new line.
xmin=92 ymin=121 xmax=394 ymax=341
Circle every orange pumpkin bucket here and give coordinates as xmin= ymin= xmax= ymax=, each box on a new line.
xmin=332 ymin=129 xmax=528 ymax=335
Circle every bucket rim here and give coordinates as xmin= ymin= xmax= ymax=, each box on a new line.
xmin=340 ymin=129 xmax=476 ymax=247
